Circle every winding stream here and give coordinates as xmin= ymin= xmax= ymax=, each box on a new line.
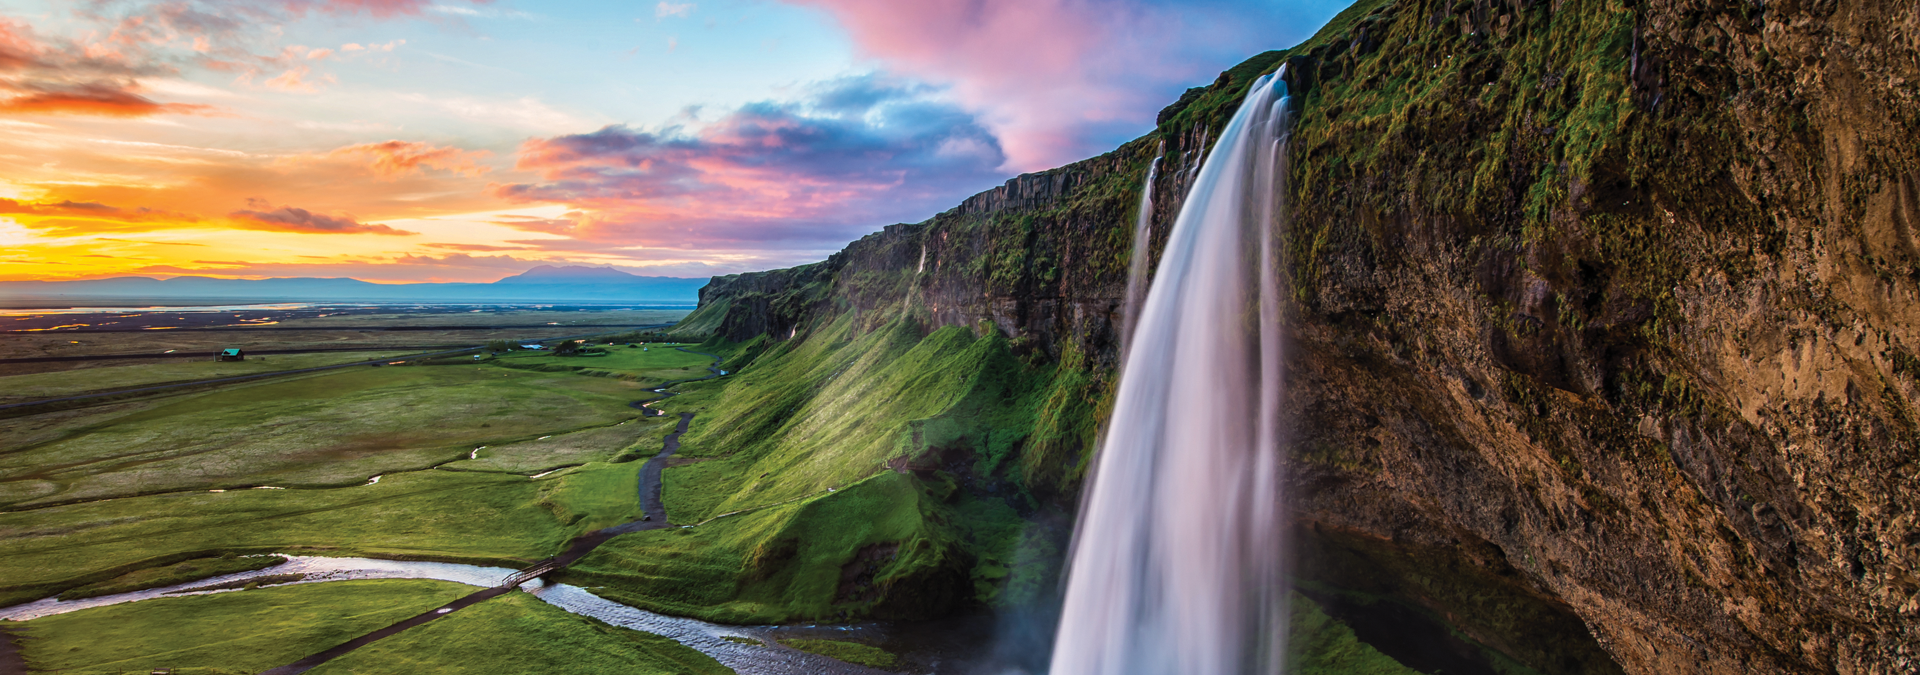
xmin=0 ymin=556 xmax=887 ymax=675
xmin=0 ymin=346 xmax=901 ymax=674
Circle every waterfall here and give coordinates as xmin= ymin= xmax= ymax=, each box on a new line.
xmin=1120 ymin=144 xmax=1164 ymax=356
xmin=1051 ymin=67 xmax=1294 ymax=675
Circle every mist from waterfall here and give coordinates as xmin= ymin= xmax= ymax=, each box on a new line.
xmin=1051 ymin=68 xmax=1295 ymax=675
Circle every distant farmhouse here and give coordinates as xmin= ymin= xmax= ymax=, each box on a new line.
xmin=216 ymin=348 xmax=244 ymax=362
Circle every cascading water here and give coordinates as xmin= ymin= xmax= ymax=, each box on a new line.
xmin=1051 ymin=67 xmax=1295 ymax=675
xmin=1120 ymin=145 xmax=1164 ymax=356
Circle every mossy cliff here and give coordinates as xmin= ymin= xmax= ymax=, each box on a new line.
xmin=677 ymin=0 xmax=1919 ymax=672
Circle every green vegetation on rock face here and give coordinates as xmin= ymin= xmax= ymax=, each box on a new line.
xmin=15 ymin=579 xmax=471 ymax=674
xmin=310 ymin=590 xmax=729 ymax=675
xmin=775 ymin=638 xmax=898 ymax=668
xmin=1286 ymin=592 xmax=1419 ymax=675
xmin=669 ymin=297 xmax=730 ymax=339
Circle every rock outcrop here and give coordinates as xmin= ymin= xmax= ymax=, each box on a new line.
xmin=686 ymin=0 xmax=1920 ymax=672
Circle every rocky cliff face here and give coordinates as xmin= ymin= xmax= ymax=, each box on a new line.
xmin=688 ymin=0 xmax=1919 ymax=672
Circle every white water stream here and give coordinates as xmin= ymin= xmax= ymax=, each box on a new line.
xmin=1121 ymin=146 xmax=1164 ymax=356
xmin=1051 ymin=68 xmax=1295 ymax=675
xmin=0 ymin=556 xmax=886 ymax=675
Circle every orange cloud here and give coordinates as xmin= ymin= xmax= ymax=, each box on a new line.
xmin=0 ymin=81 xmax=212 ymax=117
xmin=0 ymin=197 xmax=198 ymax=233
xmin=329 ymin=140 xmax=491 ymax=178
xmin=228 ymin=205 xmax=415 ymax=235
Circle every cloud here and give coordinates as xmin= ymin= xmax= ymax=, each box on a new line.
xmin=425 ymin=242 xmax=532 ymax=251
xmin=655 ymin=2 xmax=694 ymax=18
xmin=242 ymin=0 xmax=491 ymax=20
xmin=1 ymin=198 xmax=141 ymax=216
xmin=328 ymin=140 xmax=491 ymax=177
xmin=492 ymin=74 xmax=1005 ymax=249
xmin=0 ymin=81 xmax=213 ymax=116
xmin=229 ymin=205 xmax=415 ymax=235
xmin=0 ymin=197 xmax=196 ymax=232
xmin=0 ymin=18 xmax=212 ymax=117
xmin=55 ymin=1 xmax=441 ymax=97
xmin=120 ymin=251 xmax=532 ymax=283
xmin=780 ymin=0 xmax=1322 ymax=170
xmin=108 ymin=250 xmax=734 ymax=283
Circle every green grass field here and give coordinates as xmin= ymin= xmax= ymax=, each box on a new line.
xmin=437 ymin=416 xmax=674 ymax=474
xmin=489 ymin=343 xmax=712 ymax=385
xmin=58 ymin=554 xmax=287 ymax=601
xmin=12 ymin=579 xmax=474 ymax=674
xmin=309 ymin=590 xmax=728 ymax=675
xmin=0 ymin=364 xmax=650 ymax=508
xmin=0 ymin=462 xmax=641 ymax=605
xmin=0 ymin=351 xmax=421 ymax=404
xmin=273 ymin=308 xmax=688 ymax=330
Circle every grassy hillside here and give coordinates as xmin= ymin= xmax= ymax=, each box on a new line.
xmin=561 ymin=312 xmax=1111 ymax=622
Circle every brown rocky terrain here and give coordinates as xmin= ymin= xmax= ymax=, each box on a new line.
xmin=683 ymin=0 xmax=1919 ymax=672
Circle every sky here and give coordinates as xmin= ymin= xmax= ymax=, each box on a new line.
xmin=0 ymin=0 xmax=1347 ymax=283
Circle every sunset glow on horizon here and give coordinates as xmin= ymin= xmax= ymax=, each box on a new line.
xmin=1 ymin=0 xmax=1341 ymax=283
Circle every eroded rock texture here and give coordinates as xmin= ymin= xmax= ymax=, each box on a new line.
xmin=691 ymin=0 xmax=1918 ymax=671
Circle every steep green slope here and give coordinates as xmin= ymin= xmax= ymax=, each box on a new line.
xmin=561 ymin=313 xmax=1108 ymax=622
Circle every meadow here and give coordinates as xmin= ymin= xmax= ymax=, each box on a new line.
xmin=0 ymin=351 xmax=419 ymax=404
xmin=12 ymin=577 xmax=726 ymax=675
xmin=273 ymin=308 xmax=687 ymax=330
xmin=11 ymin=579 xmax=472 ymax=674
xmin=0 ymin=309 xmax=685 ymax=606
xmin=0 ymin=363 xmax=650 ymax=508
xmin=2 ymin=328 xmax=568 ymax=368
xmin=0 ymin=461 xmax=643 ymax=606
xmin=309 ymin=590 xmax=728 ymax=675
xmin=489 ymin=342 xmax=714 ymax=385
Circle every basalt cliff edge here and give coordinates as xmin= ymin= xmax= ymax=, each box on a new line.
xmin=682 ymin=0 xmax=1920 ymax=672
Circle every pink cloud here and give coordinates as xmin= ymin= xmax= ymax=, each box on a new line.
xmin=329 ymin=140 xmax=491 ymax=177
xmin=229 ymin=205 xmax=415 ymax=235
xmin=491 ymin=74 xmax=1005 ymax=249
xmin=783 ymin=0 xmax=1314 ymax=170
xmin=60 ymin=0 xmax=448 ymax=94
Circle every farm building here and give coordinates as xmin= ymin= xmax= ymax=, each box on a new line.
xmin=216 ymin=348 xmax=244 ymax=362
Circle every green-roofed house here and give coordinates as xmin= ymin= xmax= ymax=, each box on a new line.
xmin=216 ymin=348 xmax=244 ymax=362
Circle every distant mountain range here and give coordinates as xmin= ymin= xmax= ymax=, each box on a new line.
xmin=0 ymin=266 xmax=707 ymax=305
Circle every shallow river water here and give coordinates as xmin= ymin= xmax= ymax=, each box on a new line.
xmin=0 ymin=555 xmax=897 ymax=674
